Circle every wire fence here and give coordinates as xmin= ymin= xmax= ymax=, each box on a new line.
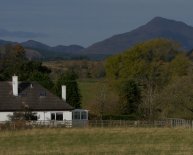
xmin=0 ymin=119 xmax=193 ymax=130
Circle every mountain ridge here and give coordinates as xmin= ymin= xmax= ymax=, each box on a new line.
xmin=82 ymin=17 xmax=193 ymax=56
xmin=1 ymin=17 xmax=193 ymax=60
xmin=0 ymin=39 xmax=85 ymax=60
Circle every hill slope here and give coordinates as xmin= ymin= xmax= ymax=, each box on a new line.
xmin=21 ymin=40 xmax=85 ymax=59
xmin=83 ymin=17 xmax=193 ymax=56
xmin=0 ymin=39 xmax=85 ymax=60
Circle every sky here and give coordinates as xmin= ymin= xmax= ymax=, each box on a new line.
xmin=0 ymin=0 xmax=193 ymax=47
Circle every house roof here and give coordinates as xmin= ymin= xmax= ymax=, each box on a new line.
xmin=0 ymin=81 xmax=74 ymax=111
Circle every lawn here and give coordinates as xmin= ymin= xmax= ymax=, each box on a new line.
xmin=0 ymin=128 xmax=193 ymax=155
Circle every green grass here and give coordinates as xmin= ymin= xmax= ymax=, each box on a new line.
xmin=79 ymin=80 xmax=100 ymax=107
xmin=0 ymin=128 xmax=193 ymax=155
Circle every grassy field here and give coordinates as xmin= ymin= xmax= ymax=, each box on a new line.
xmin=0 ymin=128 xmax=193 ymax=155
xmin=78 ymin=80 xmax=100 ymax=107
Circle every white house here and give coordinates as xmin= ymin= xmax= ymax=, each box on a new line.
xmin=0 ymin=75 xmax=88 ymax=122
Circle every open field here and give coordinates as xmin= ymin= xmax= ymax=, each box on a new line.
xmin=43 ymin=60 xmax=104 ymax=79
xmin=79 ymin=80 xmax=100 ymax=107
xmin=0 ymin=128 xmax=193 ymax=155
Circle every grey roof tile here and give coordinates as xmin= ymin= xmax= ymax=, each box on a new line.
xmin=0 ymin=81 xmax=74 ymax=111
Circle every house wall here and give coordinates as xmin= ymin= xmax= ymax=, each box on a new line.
xmin=0 ymin=112 xmax=13 ymax=121
xmin=36 ymin=111 xmax=72 ymax=121
xmin=63 ymin=111 xmax=72 ymax=121
xmin=0 ymin=111 xmax=72 ymax=122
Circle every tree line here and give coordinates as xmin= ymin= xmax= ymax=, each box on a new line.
xmin=104 ymin=38 xmax=193 ymax=120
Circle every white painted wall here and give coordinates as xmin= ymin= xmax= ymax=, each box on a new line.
xmin=36 ymin=111 xmax=72 ymax=121
xmin=63 ymin=111 xmax=72 ymax=121
xmin=0 ymin=111 xmax=72 ymax=122
xmin=0 ymin=112 xmax=13 ymax=121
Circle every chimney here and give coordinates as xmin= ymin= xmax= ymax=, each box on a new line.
xmin=12 ymin=75 xmax=18 ymax=96
xmin=62 ymin=85 xmax=66 ymax=101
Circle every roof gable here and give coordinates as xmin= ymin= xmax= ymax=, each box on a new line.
xmin=0 ymin=81 xmax=74 ymax=111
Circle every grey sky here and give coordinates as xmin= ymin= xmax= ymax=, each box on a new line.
xmin=0 ymin=0 xmax=193 ymax=47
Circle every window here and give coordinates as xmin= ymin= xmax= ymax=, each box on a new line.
xmin=32 ymin=113 xmax=38 ymax=121
xmin=51 ymin=113 xmax=55 ymax=120
xmin=56 ymin=113 xmax=63 ymax=120
xmin=81 ymin=111 xmax=87 ymax=120
xmin=39 ymin=91 xmax=46 ymax=97
xmin=73 ymin=111 xmax=80 ymax=120
xmin=51 ymin=112 xmax=63 ymax=121
xmin=20 ymin=92 xmax=27 ymax=97
xmin=72 ymin=111 xmax=88 ymax=120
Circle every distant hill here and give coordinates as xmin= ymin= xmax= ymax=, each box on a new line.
xmin=25 ymin=48 xmax=42 ymax=60
xmin=52 ymin=45 xmax=84 ymax=53
xmin=82 ymin=17 xmax=193 ymax=57
xmin=21 ymin=40 xmax=85 ymax=60
xmin=0 ymin=39 xmax=16 ymax=46
xmin=21 ymin=40 xmax=51 ymax=51
xmin=0 ymin=39 xmax=85 ymax=60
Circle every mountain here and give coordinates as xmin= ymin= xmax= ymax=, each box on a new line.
xmin=52 ymin=45 xmax=84 ymax=53
xmin=21 ymin=40 xmax=85 ymax=60
xmin=21 ymin=40 xmax=51 ymax=51
xmin=0 ymin=39 xmax=85 ymax=60
xmin=21 ymin=40 xmax=84 ymax=53
xmin=0 ymin=39 xmax=16 ymax=46
xmin=24 ymin=48 xmax=42 ymax=60
xmin=0 ymin=40 xmax=42 ymax=60
xmin=2 ymin=17 xmax=193 ymax=60
xmin=82 ymin=17 xmax=193 ymax=57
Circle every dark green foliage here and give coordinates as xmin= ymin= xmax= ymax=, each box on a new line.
xmin=0 ymin=44 xmax=51 ymax=81
xmin=54 ymin=70 xmax=81 ymax=108
xmin=29 ymin=72 xmax=54 ymax=90
xmin=0 ymin=44 xmax=53 ymax=91
xmin=119 ymin=80 xmax=141 ymax=115
xmin=0 ymin=44 xmax=27 ymax=80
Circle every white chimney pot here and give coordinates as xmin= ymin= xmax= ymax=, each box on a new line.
xmin=12 ymin=75 xmax=18 ymax=96
xmin=62 ymin=85 xmax=66 ymax=101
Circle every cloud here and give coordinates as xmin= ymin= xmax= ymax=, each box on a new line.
xmin=0 ymin=28 xmax=47 ymax=38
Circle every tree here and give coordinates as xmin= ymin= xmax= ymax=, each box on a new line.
xmin=154 ymin=75 xmax=193 ymax=119
xmin=8 ymin=104 xmax=37 ymax=121
xmin=0 ymin=44 xmax=27 ymax=80
xmin=95 ymin=82 xmax=107 ymax=119
xmin=54 ymin=70 xmax=81 ymax=108
xmin=119 ymin=80 xmax=141 ymax=115
xmin=0 ymin=44 xmax=51 ymax=81
xmin=169 ymin=53 xmax=191 ymax=77
xmin=105 ymin=39 xmax=181 ymax=80
xmin=104 ymin=39 xmax=187 ymax=118
xmin=29 ymin=72 xmax=54 ymax=90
